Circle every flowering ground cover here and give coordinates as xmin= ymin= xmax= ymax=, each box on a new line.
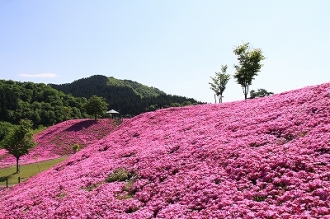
xmin=0 ymin=119 xmax=117 ymax=168
xmin=1 ymin=83 xmax=330 ymax=218
xmin=0 ymin=149 xmax=6 ymax=158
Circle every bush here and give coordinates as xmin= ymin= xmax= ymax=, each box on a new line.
xmin=105 ymin=168 xmax=136 ymax=183
xmin=71 ymin=144 xmax=81 ymax=153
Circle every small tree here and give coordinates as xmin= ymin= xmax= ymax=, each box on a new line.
xmin=233 ymin=43 xmax=265 ymax=100
xmin=2 ymin=119 xmax=36 ymax=173
xmin=250 ymin=88 xmax=274 ymax=99
xmin=83 ymin=95 xmax=108 ymax=120
xmin=209 ymin=65 xmax=230 ymax=103
xmin=61 ymin=107 xmax=72 ymax=121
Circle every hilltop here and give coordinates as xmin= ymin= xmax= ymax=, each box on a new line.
xmin=49 ymin=75 xmax=165 ymax=99
xmin=49 ymin=75 xmax=202 ymax=116
xmin=1 ymin=82 xmax=330 ymax=218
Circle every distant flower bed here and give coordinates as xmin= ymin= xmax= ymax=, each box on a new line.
xmin=1 ymin=82 xmax=330 ymax=218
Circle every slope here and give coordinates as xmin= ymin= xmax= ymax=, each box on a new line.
xmin=1 ymin=83 xmax=330 ymax=218
xmin=0 ymin=119 xmax=118 ymax=169
xmin=107 ymin=76 xmax=165 ymax=98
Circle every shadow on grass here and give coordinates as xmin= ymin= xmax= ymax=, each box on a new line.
xmin=65 ymin=120 xmax=97 ymax=132
xmin=0 ymin=172 xmax=16 ymax=182
xmin=0 ymin=176 xmax=7 ymax=182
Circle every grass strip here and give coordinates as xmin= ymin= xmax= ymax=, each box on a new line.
xmin=0 ymin=156 xmax=67 ymax=186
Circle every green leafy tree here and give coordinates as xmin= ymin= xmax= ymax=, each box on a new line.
xmin=209 ymin=65 xmax=230 ymax=103
xmin=2 ymin=119 xmax=36 ymax=173
xmin=0 ymin=86 xmax=18 ymax=120
xmin=250 ymin=88 xmax=274 ymax=99
xmin=83 ymin=95 xmax=108 ymax=120
xmin=233 ymin=43 xmax=265 ymax=100
xmin=0 ymin=122 xmax=15 ymax=144
xmin=61 ymin=107 xmax=72 ymax=121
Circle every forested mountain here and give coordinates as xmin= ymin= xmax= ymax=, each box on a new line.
xmin=0 ymin=79 xmax=88 ymax=128
xmin=49 ymin=75 xmax=202 ymax=116
xmin=107 ymin=76 xmax=165 ymax=98
xmin=0 ymin=76 xmax=202 ymax=129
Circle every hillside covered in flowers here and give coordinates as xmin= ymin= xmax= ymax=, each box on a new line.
xmin=1 ymin=83 xmax=330 ymax=218
xmin=0 ymin=119 xmax=117 ymax=168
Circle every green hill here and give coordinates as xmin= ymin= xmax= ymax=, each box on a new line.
xmin=49 ymin=75 xmax=202 ymax=116
xmin=0 ymin=80 xmax=88 ymax=128
xmin=0 ymin=76 xmax=202 ymax=129
xmin=107 ymin=76 xmax=165 ymax=98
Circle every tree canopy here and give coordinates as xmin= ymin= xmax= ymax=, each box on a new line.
xmin=50 ymin=75 xmax=203 ymax=116
xmin=233 ymin=43 xmax=265 ymax=100
xmin=2 ymin=119 xmax=36 ymax=173
xmin=0 ymin=77 xmax=202 ymax=128
xmin=209 ymin=65 xmax=230 ymax=103
xmin=83 ymin=95 xmax=109 ymax=120
xmin=0 ymin=80 xmax=88 ymax=128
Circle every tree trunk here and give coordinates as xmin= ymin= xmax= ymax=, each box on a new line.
xmin=244 ymin=85 xmax=249 ymax=100
xmin=15 ymin=157 xmax=20 ymax=173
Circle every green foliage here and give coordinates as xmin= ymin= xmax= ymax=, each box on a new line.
xmin=249 ymin=88 xmax=274 ymax=99
xmin=105 ymin=167 xmax=138 ymax=200
xmin=83 ymin=182 xmax=102 ymax=192
xmin=2 ymin=119 xmax=36 ymax=173
xmin=83 ymin=95 xmax=108 ymax=120
xmin=0 ymin=76 xmax=202 ymax=127
xmin=233 ymin=43 xmax=265 ymax=100
xmin=253 ymin=195 xmax=267 ymax=202
xmin=0 ymin=85 xmax=18 ymax=121
xmin=49 ymin=75 xmax=203 ymax=116
xmin=61 ymin=107 xmax=72 ymax=121
xmin=170 ymin=103 xmax=181 ymax=107
xmin=0 ymin=80 xmax=88 ymax=127
xmin=0 ymin=122 xmax=15 ymax=147
xmin=209 ymin=65 xmax=231 ymax=103
xmin=105 ymin=168 xmax=136 ymax=183
xmin=108 ymin=76 xmax=165 ymax=98
xmin=71 ymin=143 xmax=81 ymax=153
xmin=182 ymin=101 xmax=192 ymax=106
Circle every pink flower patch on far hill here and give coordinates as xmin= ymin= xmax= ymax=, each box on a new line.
xmin=0 ymin=119 xmax=118 ymax=168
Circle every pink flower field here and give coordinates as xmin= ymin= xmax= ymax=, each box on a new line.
xmin=0 ymin=119 xmax=118 ymax=168
xmin=1 ymin=83 xmax=330 ymax=218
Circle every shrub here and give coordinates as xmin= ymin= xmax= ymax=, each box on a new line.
xmin=105 ymin=168 xmax=136 ymax=183
xmin=71 ymin=144 xmax=81 ymax=153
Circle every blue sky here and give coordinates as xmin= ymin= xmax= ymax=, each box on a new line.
xmin=1 ymin=1 xmax=329 ymax=103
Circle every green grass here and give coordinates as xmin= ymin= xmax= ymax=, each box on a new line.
xmin=0 ymin=156 xmax=67 ymax=187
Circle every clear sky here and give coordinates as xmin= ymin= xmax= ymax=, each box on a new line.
xmin=1 ymin=1 xmax=329 ymax=103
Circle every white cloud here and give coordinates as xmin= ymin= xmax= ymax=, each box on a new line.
xmin=19 ymin=73 xmax=58 ymax=78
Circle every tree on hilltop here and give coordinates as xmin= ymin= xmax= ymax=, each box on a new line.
xmin=2 ymin=119 xmax=36 ymax=173
xmin=209 ymin=65 xmax=230 ymax=103
xmin=233 ymin=43 xmax=265 ymax=100
xmin=83 ymin=95 xmax=108 ymax=120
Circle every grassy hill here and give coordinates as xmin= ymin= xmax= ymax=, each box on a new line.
xmin=1 ymin=82 xmax=330 ymax=218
